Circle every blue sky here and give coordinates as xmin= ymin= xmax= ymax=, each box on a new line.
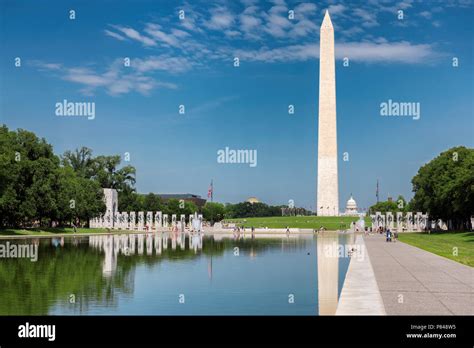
xmin=1 ymin=0 xmax=473 ymax=212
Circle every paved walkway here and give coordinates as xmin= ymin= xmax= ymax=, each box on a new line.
xmin=364 ymin=233 xmax=474 ymax=315
xmin=336 ymin=235 xmax=386 ymax=315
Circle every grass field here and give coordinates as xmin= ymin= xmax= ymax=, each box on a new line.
xmin=398 ymin=231 xmax=474 ymax=267
xmin=224 ymin=216 xmax=370 ymax=230
xmin=0 ymin=227 xmax=112 ymax=237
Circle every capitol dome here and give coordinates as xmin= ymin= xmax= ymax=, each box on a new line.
xmin=345 ymin=195 xmax=358 ymax=215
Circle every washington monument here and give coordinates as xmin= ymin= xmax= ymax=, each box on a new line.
xmin=317 ymin=10 xmax=339 ymax=216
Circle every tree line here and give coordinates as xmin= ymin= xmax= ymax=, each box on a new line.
xmin=369 ymin=146 xmax=473 ymax=230
xmin=0 ymin=126 xmax=199 ymax=228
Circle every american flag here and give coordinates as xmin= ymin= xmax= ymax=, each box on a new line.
xmin=207 ymin=180 xmax=213 ymax=202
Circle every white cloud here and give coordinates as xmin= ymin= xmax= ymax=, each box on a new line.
xmin=337 ymin=41 xmax=439 ymax=63
xmin=145 ymin=24 xmax=180 ymax=47
xmin=111 ymin=25 xmax=156 ymax=46
xmin=327 ymin=4 xmax=346 ymax=16
xmin=294 ymin=3 xmax=318 ymax=15
xmin=233 ymin=41 xmax=441 ymax=64
xmin=240 ymin=5 xmax=262 ymax=37
xmin=264 ymin=5 xmax=292 ymax=37
xmin=205 ymin=7 xmax=235 ymax=30
xmin=419 ymin=11 xmax=432 ymax=19
xmin=104 ymin=29 xmax=127 ymax=41
xmin=353 ymin=8 xmax=379 ymax=27
xmin=133 ymin=56 xmax=195 ymax=73
xmin=34 ymin=59 xmax=177 ymax=96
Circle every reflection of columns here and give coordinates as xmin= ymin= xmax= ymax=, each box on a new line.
xmin=162 ymin=233 xmax=168 ymax=250
xmin=103 ymin=235 xmax=117 ymax=277
xmin=171 ymin=233 xmax=177 ymax=250
xmin=129 ymin=234 xmax=136 ymax=254
xmin=155 ymin=233 xmax=162 ymax=254
xmin=317 ymin=233 xmax=339 ymax=315
xmin=179 ymin=233 xmax=185 ymax=249
xmin=137 ymin=234 xmax=144 ymax=255
xmin=146 ymin=234 xmax=153 ymax=255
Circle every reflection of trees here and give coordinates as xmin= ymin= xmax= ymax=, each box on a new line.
xmin=0 ymin=234 xmax=313 ymax=315
xmin=0 ymin=240 xmax=134 ymax=315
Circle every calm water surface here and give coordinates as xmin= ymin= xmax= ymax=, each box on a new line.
xmin=0 ymin=232 xmax=353 ymax=315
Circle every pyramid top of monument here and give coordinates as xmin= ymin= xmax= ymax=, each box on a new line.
xmin=321 ymin=10 xmax=333 ymax=30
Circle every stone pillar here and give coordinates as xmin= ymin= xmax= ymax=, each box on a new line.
xmin=155 ymin=211 xmax=162 ymax=230
xmin=416 ymin=212 xmax=423 ymax=231
xmin=129 ymin=212 xmax=136 ymax=230
xmin=105 ymin=211 xmax=112 ymax=228
xmin=406 ymin=212 xmax=413 ymax=231
xmin=386 ymin=212 xmax=394 ymax=230
xmin=171 ymin=214 xmax=177 ymax=227
xmin=375 ymin=212 xmax=382 ymax=230
xmin=113 ymin=212 xmax=120 ymax=229
xmin=138 ymin=211 xmax=144 ymax=230
xmin=121 ymin=212 xmax=128 ymax=230
xmin=396 ymin=212 xmax=403 ymax=232
xmin=146 ymin=211 xmax=153 ymax=230
xmin=163 ymin=214 xmax=169 ymax=228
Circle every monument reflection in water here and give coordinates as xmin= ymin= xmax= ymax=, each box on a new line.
xmin=0 ymin=232 xmax=352 ymax=315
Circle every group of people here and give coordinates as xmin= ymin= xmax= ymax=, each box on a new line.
xmin=375 ymin=226 xmax=398 ymax=242
xmin=232 ymin=226 xmax=256 ymax=239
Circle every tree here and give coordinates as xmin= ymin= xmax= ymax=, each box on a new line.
xmin=410 ymin=146 xmax=474 ymax=229
xmin=61 ymin=147 xmax=94 ymax=178
xmin=0 ymin=126 xmax=59 ymax=227
xmin=0 ymin=125 xmax=106 ymax=228
xmin=91 ymin=155 xmax=136 ymax=191
xmin=223 ymin=201 xmax=284 ymax=218
xmin=202 ymin=202 xmax=225 ymax=223
xmin=143 ymin=193 xmax=164 ymax=212
xmin=163 ymin=199 xmax=198 ymax=217
xmin=368 ymin=195 xmax=408 ymax=215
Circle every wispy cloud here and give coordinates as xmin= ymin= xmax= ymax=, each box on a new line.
xmin=205 ymin=6 xmax=235 ymax=30
xmin=110 ymin=25 xmax=156 ymax=46
xmin=32 ymin=59 xmax=177 ymax=96
xmin=32 ymin=1 xmax=466 ymax=95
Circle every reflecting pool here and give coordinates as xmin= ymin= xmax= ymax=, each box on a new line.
xmin=0 ymin=232 xmax=354 ymax=315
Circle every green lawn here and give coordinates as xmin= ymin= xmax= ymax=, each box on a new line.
xmin=0 ymin=227 xmax=114 ymax=237
xmin=398 ymin=231 xmax=474 ymax=267
xmin=224 ymin=216 xmax=370 ymax=230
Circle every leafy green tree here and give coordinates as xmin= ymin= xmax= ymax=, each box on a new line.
xmin=118 ymin=187 xmax=143 ymax=212
xmin=92 ymin=155 xmax=136 ymax=191
xmin=61 ymin=147 xmax=94 ymax=178
xmin=143 ymin=193 xmax=164 ymax=212
xmin=368 ymin=195 xmax=408 ymax=215
xmin=0 ymin=126 xmax=59 ymax=227
xmin=163 ymin=199 xmax=198 ymax=216
xmin=410 ymin=146 xmax=474 ymax=229
xmin=202 ymin=202 xmax=225 ymax=223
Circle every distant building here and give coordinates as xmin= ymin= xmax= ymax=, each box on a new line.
xmin=343 ymin=195 xmax=359 ymax=216
xmin=156 ymin=193 xmax=207 ymax=208
xmin=246 ymin=197 xmax=260 ymax=204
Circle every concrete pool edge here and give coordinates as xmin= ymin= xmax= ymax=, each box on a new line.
xmin=336 ymin=234 xmax=386 ymax=315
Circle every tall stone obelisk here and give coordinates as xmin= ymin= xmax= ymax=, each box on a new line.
xmin=317 ymin=10 xmax=339 ymax=217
